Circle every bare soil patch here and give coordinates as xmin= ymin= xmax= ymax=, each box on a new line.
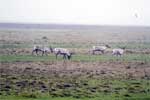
xmin=1 ymin=61 xmax=150 ymax=79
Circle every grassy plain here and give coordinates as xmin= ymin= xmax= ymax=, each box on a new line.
xmin=0 ymin=28 xmax=150 ymax=100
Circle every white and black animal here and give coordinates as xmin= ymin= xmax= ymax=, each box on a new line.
xmin=32 ymin=45 xmax=52 ymax=56
xmin=92 ymin=44 xmax=110 ymax=54
xmin=112 ymin=47 xmax=125 ymax=56
xmin=32 ymin=45 xmax=44 ymax=56
xmin=50 ymin=47 xmax=74 ymax=60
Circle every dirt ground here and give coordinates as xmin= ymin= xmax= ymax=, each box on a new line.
xmin=1 ymin=61 xmax=150 ymax=79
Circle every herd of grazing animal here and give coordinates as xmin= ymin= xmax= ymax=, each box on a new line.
xmin=32 ymin=44 xmax=125 ymax=60
xmin=32 ymin=45 xmax=74 ymax=60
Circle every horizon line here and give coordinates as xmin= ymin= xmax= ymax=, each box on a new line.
xmin=0 ymin=22 xmax=150 ymax=27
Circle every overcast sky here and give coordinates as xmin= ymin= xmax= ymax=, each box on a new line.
xmin=0 ymin=0 xmax=150 ymax=26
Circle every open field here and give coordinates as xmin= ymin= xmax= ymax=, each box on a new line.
xmin=1 ymin=61 xmax=150 ymax=100
xmin=0 ymin=28 xmax=150 ymax=100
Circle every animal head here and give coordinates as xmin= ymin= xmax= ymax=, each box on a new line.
xmin=67 ymin=52 xmax=75 ymax=60
xmin=67 ymin=55 xmax=72 ymax=60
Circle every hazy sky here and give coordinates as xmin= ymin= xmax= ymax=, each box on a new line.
xmin=0 ymin=0 xmax=150 ymax=26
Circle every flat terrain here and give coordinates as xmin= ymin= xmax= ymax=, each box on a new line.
xmin=0 ymin=28 xmax=150 ymax=100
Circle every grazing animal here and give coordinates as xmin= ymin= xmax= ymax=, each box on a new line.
xmin=42 ymin=47 xmax=52 ymax=56
xmin=50 ymin=47 xmax=73 ymax=60
xmin=112 ymin=48 xmax=125 ymax=56
xmin=32 ymin=45 xmax=53 ymax=56
xmin=32 ymin=45 xmax=44 ymax=56
xmin=92 ymin=44 xmax=110 ymax=54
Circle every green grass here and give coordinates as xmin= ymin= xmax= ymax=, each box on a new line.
xmin=0 ymin=54 xmax=150 ymax=62
xmin=1 ymin=79 xmax=150 ymax=100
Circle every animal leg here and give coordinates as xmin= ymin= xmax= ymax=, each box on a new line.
xmin=32 ymin=50 xmax=35 ymax=55
xmin=42 ymin=51 xmax=44 ymax=56
xmin=35 ymin=49 xmax=38 ymax=56
xmin=101 ymin=50 xmax=104 ymax=54
xmin=56 ymin=53 xmax=59 ymax=59
xmin=45 ymin=51 xmax=48 ymax=56
xmin=63 ymin=54 xmax=67 ymax=59
xmin=92 ymin=50 xmax=95 ymax=55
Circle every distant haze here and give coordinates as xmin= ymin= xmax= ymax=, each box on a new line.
xmin=0 ymin=0 xmax=150 ymax=26
xmin=0 ymin=23 xmax=150 ymax=35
